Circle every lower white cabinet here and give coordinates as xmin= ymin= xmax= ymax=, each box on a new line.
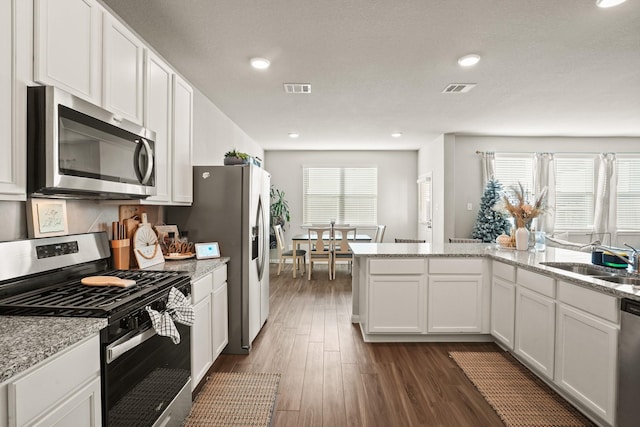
xmin=191 ymin=264 xmax=228 ymax=390
xmin=427 ymin=275 xmax=483 ymax=333
xmin=514 ymin=286 xmax=556 ymax=380
xmin=491 ymin=275 xmax=516 ymax=349
xmin=368 ymin=274 xmax=426 ymax=333
xmin=6 ymin=334 xmax=101 ymax=427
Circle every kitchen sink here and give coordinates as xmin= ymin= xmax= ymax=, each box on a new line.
xmin=540 ymin=262 xmax=621 ymax=276
xmin=593 ymin=275 xmax=640 ymax=286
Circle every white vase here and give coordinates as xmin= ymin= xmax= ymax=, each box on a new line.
xmin=515 ymin=227 xmax=529 ymax=251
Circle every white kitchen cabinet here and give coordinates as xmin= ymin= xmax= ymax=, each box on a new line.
xmin=171 ymin=74 xmax=193 ymax=204
xmin=491 ymin=262 xmax=516 ymax=349
xmin=514 ymin=285 xmax=556 ymax=380
xmin=6 ymin=334 xmax=101 ymax=427
xmin=555 ymin=282 xmax=619 ymax=425
xmin=33 ymin=0 xmax=102 ymax=104
xmin=102 ymin=13 xmax=144 ymax=124
xmin=191 ymin=264 xmax=228 ymax=390
xmin=427 ymin=258 xmax=484 ymax=333
xmin=0 ymin=0 xmax=25 ymax=200
xmin=142 ymin=50 xmax=173 ymax=204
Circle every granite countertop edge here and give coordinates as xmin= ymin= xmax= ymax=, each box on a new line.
xmin=0 ymin=257 xmax=230 ymax=383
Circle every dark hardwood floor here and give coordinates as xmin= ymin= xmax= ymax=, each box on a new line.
xmin=212 ymin=263 xmax=505 ymax=427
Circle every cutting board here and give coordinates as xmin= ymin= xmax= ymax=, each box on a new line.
xmin=81 ymin=276 xmax=137 ymax=288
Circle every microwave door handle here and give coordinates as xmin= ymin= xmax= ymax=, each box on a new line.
xmin=133 ymin=138 xmax=154 ymax=185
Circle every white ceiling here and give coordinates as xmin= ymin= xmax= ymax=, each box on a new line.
xmin=101 ymin=0 xmax=640 ymax=151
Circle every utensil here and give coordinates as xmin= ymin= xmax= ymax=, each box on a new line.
xmin=81 ymin=276 xmax=136 ymax=288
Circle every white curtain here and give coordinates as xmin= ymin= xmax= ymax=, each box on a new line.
xmin=593 ymin=153 xmax=617 ymax=240
xmin=481 ymin=151 xmax=495 ymax=187
xmin=534 ymin=153 xmax=555 ymax=234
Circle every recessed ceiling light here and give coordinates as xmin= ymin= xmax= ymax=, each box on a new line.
xmin=596 ymin=0 xmax=627 ymax=7
xmin=391 ymin=132 xmax=403 ymax=138
xmin=250 ymin=57 xmax=270 ymax=70
xmin=288 ymin=132 xmax=299 ymax=139
xmin=458 ymin=54 xmax=481 ymax=67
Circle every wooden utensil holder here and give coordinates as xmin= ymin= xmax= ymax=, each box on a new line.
xmin=110 ymin=239 xmax=130 ymax=270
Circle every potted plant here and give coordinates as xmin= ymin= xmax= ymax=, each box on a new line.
xmin=224 ymin=149 xmax=250 ymax=165
xmin=270 ymin=185 xmax=290 ymax=248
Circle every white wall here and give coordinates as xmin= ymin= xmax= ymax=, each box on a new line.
xmin=448 ymin=135 xmax=640 ymax=244
xmin=264 ymin=150 xmax=418 ymax=246
xmin=192 ymin=88 xmax=264 ymax=166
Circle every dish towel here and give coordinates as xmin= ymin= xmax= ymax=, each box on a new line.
xmin=146 ymin=306 xmax=181 ymax=344
xmin=166 ymin=287 xmax=195 ymax=326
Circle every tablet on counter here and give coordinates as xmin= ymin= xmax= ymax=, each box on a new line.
xmin=194 ymin=242 xmax=221 ymax=259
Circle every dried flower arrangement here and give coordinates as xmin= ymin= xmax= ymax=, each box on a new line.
xmin=498 ymin=183 xmax=548 ymax=229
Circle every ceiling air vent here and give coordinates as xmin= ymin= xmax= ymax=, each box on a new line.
xmin=284 ymin=83 xmax=312 ymax=94
xmin=442 ymin=83 xmax=476 ymax=93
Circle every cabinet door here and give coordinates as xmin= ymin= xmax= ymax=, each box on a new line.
xmin=427 ymin=275 xmax=483 ymax=333
xmin=31 ymin=377 xmax=101 ymax=427
xmin=212 ymin=282 xmax=229 ymax=358
xmin=34 ymin=0 xmax=102 ymax=103
xmin=556 ymin=304 xmax=618 ymax=425
xmin=191 ymin=295 xmax=213 ymax=390
xmin=515 ymin=286 xmax=555 ymax=380
xmin=368 ymin=275 xmax=425 ymax=333
xmin=491 ymin=276 xmax=516 ymax=349
xmin=102 ymin=13 xmax=144 ymax=123
xmin=143 ymin=51 xmax=172 ymax=203
xmin=171 ymin=74 xmax=193 ymax=204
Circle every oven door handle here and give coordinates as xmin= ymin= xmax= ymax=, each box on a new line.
xmin=107 ymin=328 xmax=157 ymax=364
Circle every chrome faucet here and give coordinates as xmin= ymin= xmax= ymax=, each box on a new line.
xmin=584 ymin=240 xmax=640 ymax=274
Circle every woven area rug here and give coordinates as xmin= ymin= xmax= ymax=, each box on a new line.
xmin=449 ymin=351 xmax=595 ymax=427
xmin=184 ymin=372 xmax=280 ymax=427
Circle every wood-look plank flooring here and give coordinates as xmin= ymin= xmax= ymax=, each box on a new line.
xmin=211 ymin=264 xmax=505 ymax=427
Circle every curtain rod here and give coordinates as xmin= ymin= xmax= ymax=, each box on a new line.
xmin=475 ymin=150 xmax=618 ymax=155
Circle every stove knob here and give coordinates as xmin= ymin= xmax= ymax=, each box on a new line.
xmin=120 ymin=316 xmax=139 ymax=331
xmin=156 ymin=300 xmax=167 ymax=311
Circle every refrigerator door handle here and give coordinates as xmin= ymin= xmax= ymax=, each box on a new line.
xmin=256 ymin=195 xmax=266 ymax=281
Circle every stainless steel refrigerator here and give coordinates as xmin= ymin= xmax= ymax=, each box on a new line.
xmin=167 ymin=164 xmax=270 ymax=354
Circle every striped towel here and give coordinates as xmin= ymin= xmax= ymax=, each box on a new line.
xmin=146 ymin=306 xmax=180 ymax=344
xmin=167 ymin=287 xmax=195 ymax=326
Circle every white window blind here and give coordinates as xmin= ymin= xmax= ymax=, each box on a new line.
xmin=303 ymin=166 xmax=378 ymax=225
xmin=554 ymin=156 xmax=595 ymax=231
xmin=616 ymin=157 xmax=640 ymax=230
xmin=494 ymin=154 xmax=534 ymax=196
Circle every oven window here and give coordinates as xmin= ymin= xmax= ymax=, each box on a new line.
xmin=58 ymin=105 xmax=154 ymax=186
xmin=103 ymin=322 xmax=190 ymax=427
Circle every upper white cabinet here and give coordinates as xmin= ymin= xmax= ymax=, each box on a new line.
xmin=171 ymin=74 xmax=193 ymax=204
xmin=102 ymin=13 xmax=144 ymax=124
xmin=143 ymin=51 xmax=173 ymax=204
xmin=0 ymin=0 xmax=26 ymax=200
xmin=34 ymin=0 xmax=102 ymax=104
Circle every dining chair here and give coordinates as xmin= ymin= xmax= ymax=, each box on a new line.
xmin=274 ymin=224 xmax=306 ymax=277
xmin=449 ymin=237 xmax=482 ymax=243
xmin=332 ymin=226 xmax=356 ymax=278
xmin=395 ymin=238 xmax=426 ymax=243
xmin=374 ymin=225 xmax=386 ymax=243
xmin=307 ymin=227 xmax=333 ymax=280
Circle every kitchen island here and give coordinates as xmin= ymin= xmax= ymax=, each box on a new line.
xmin=350 ymin=242 xmax=630 ymax=427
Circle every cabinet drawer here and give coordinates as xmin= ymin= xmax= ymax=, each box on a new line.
xmin=369 ymin=258 xmax=425 ymax=275
xmin=213 ymin=265 xmax=227 ymax=291
xmin=517 ymin=268 xmax=555 ymax=298
xmin=192 ymin=273 xmax=213 ymax=304
xmin=429 ymin=258 xmax=483 ymax=275
xmin=557 ymin=280 xmax=619 ymax=324
xmin=9 ymin=335 xmax=100 ymax=426
xmin=493 ymin=261 xmax=515 ymax=282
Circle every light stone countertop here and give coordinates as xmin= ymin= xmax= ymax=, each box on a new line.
xmin=0 ymin=257 xmax=229 ymax=383
xmin=350 ymin=242 xmax=640 ymax=301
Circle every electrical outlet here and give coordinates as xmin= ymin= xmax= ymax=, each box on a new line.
xmin=467 ymin=203 xmax=473 ymax=211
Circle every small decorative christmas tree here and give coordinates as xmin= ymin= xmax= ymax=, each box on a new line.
xmin=472 ymin=179 xmax=511 ymax=242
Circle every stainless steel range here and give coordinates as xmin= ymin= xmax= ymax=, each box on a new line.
xmin=0 ymin=232 xmax=192 ymax=427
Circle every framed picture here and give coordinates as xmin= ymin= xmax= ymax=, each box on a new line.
xmin=27 ymin=199 xmax=69 ymax=238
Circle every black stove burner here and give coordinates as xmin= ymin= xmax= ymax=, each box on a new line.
xmin=0 ymin=270 xmax=188 ymax=318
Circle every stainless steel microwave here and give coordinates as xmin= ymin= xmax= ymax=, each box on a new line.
xmin=27 ymin=86 xmax=156 ymax=199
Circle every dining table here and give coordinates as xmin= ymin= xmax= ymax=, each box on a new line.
xmin=289 ymin=232 xmax=372 ymax=278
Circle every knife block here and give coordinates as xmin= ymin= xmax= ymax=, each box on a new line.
xmin=110 ymin=239 xmax=130 ymax=270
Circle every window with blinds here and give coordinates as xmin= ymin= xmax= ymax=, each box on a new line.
xmin=494 ymin=154 xmax=534 ymax=196
xmin=616 ymin=156 xmax=640 ymax=230
xmin=554 ymin=156 xmax=596 ymax=231
xmin=303 ymin=166 xmax=378 ymax=225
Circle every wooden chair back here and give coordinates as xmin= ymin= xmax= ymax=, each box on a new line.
xmin=333 ymin=227 xmax=357 ymax=255
xmin=395 ymin=238 xmax=426 ymax=243
xmin=374 ymin=225 xmax=386 ymax=243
